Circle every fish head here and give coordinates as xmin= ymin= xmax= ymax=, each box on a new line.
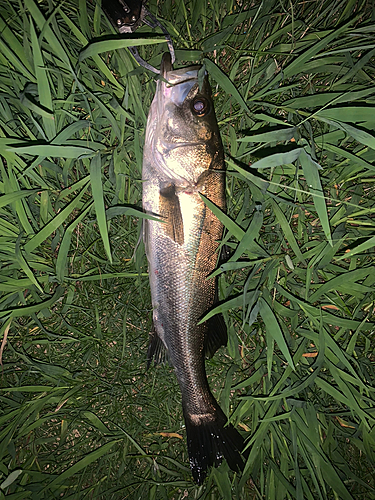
xmin=145 ymin=53 xmax=223 ymax=186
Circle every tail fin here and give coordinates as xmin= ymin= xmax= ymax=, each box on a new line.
xmin=184 ymin=406 xmax=247 ymax=485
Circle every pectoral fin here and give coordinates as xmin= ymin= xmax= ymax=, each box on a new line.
xmin=159 ymin=183 xmax=184 ymax=245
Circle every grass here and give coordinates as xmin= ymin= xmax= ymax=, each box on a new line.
xmin=0 ymin=0 xmax=375 ymax=498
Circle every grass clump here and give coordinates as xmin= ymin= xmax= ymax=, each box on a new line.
xmin=0 ymin=0 xmax=374 ymax=498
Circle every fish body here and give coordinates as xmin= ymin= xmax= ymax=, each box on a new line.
xmin=142 ymin=53 xmax=245 ymax=484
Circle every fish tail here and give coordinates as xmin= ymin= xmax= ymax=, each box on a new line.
xmin=184 ymin=406 xmax=247 ymax=485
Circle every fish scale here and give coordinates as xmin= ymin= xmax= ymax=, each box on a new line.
xmin=143 ymin=52 xmax=246 ymax=484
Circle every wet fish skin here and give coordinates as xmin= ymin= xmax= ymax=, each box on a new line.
xmin=142 ymin=53 xmax=245 ymax=484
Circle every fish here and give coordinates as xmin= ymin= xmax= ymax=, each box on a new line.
xmin=142 ymin=52 xmax=246 ymax=484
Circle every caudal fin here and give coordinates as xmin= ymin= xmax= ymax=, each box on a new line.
xmin=184 ymin=406 xmax=247 ymax=485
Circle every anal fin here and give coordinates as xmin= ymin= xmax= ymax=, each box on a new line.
xmin=147 ymin=324 xmax=168 ymax=369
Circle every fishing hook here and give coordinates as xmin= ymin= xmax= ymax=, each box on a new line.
xmin=101 ymin=0 xmax=175 ymax=73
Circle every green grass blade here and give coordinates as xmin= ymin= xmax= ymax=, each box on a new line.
xmin=7 ymin=144 xmax=96 ymax=158
xmin=248 ymin=148 xmax=303 ymax=170
xmin=199 ymin=290 xmax=259 ymax=324
xmin=0 ymin=286 xmax=64 ymax=319
xmin=41 ymin=439 xmax=122 ymax=490
xmin=337 ymin=235 xmax=375 ymax=260
xmin=30 ymin=19 xmax=56 ymax=141
xmin=79 ymin=37 xmax=166 ymax=61
xmin=24 ymin=182 xmax=90 ymax=253
xmin=239 ymin=127 xmax=296 ymax=143
xmin=15 ymin=236 xmax=43 ymax=293
xmin=0 ymin=189 xmax=40 ymax=208
xmin=56 ymin=202 xmax=93 ymax=282
xmin=90 ymin=154 xmax=112 ymax=263
xmin=258 ymin=297 xmax=295 ymax=369
xmin=229 ymin=208 xmax=264 ymax=262
xmin=199 ymin=193 xmax=244 ymax=240
xmin=299 ymin=150 xmax=332 ymax=246
xmin=203 ymin=58 xmax=251 ymax=115
xmin=272 ymin=200 xmax=305 ymax=263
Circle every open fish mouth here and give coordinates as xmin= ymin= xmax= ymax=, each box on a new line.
xmin=156 ymin=53 xmax=201 ymax=111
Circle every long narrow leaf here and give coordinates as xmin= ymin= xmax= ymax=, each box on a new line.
xmin=90 ymin=155 xmax=112 ymax=263
xmin=299 ymin=150 xmax=332 ymax=246
xmin=258 ymin=297 xmax=295 ymax=369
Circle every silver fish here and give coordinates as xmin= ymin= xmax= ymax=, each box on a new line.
xmin=142 ymin=53 xmax=245 ymax=484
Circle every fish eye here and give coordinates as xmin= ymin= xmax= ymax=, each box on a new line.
xmin=192 ymin=97 xmax=209 ymax=116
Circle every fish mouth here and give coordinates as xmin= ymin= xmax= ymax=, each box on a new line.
xmin=161 ymin=52 xmax=173 ymax=76
xmin=157 ymin=52 xmax=201 ymax=108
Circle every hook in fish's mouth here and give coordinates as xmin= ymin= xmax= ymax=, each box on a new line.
xmin=157 ymin=53 xmax=201 ymax=107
